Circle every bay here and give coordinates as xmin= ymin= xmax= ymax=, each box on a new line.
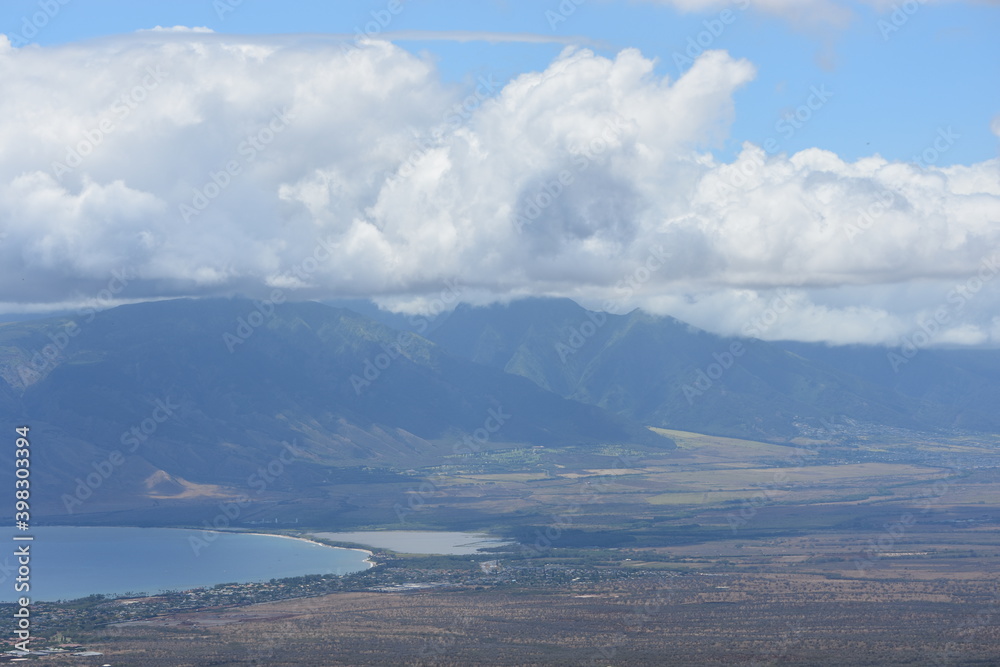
xmin=0 ymin=526 xmax=371 ymax=602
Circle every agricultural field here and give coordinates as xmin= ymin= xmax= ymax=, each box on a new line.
xmin=38 ymin=426 xmax=999 ymax=665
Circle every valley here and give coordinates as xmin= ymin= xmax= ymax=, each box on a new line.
xmin=1 ymin=298 xmax=997 ymax=664
xmin=11 ymin=424 xmax=998 ymax=665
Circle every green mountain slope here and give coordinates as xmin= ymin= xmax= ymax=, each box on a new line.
xmin=0 ymin=298 xmax=671 ymax=515
xmin=428 ymin=298 xmax=999 ymax=438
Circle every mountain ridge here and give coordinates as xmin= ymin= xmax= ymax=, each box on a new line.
xmin=426 ymin=297 xmax=1000 ymax=438
xmin=0 ymin=297 xmax=671 ymax=516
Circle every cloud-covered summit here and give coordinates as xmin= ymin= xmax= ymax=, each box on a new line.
xmin=0 ymin=31 xmax=997 ymax=347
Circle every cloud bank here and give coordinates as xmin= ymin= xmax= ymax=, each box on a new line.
xmin=0 ymin=32 xmax=998 ymax=347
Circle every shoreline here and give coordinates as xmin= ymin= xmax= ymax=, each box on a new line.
xmin=195 ymin=528 xmax=377 ymax=569
xmin=28 ymin=525 xmax=377 ymax=569
xmin=38 ymin=524 xmax=376 ymax=569
xmin=6 ymin=526 xmax=375 ymax=603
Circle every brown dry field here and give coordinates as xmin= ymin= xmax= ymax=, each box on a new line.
xmin=43 ymin=429 xmax=998 ymax=665
xmin=79 ymin=571 xmax=1000 ymax=666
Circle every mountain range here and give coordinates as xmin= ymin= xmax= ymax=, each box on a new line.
xmin=425 ymin=299 xmax=1000 ymax=437
xmin=0 ymin=296 xmax=997 ymax=518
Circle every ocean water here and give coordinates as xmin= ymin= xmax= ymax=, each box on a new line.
xmin=0 ymin=526 xmax=371 ymax=602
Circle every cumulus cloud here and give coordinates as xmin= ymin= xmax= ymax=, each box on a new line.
xmin=0 ymin=32 xmax=998 ymax=348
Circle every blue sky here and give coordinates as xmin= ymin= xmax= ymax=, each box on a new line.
xmin=1 ymin=0 xmax=998 ymax=347
xmin=4 ymin=0 xmax=998 ymax=166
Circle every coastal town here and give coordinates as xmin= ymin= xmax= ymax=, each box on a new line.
xmin=1 ymin=548 xmax=659 ymax=655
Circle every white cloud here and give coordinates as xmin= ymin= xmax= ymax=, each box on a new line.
xmin=0 ymin=32 xmax=998 ymax=348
